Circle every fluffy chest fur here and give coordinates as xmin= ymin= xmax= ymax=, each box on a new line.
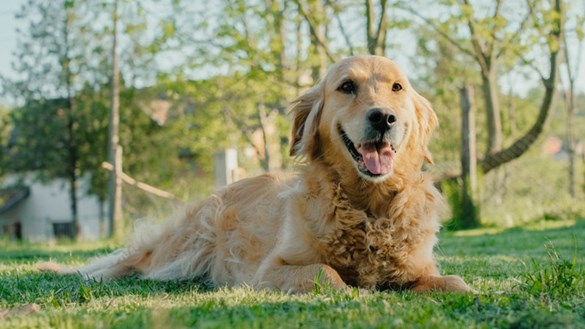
xmin=305 ymin=176 xmax=441 ymax=290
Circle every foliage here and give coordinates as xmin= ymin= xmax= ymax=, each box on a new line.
xmin=521 ymin=240 xmax=584 ymax=301
xmin=158 ymin=0 xmax=311 ymax=172
xmin=1 ymin=0 xmax=583 ymax=230
xmin=1 ymin=0 xmax=199 ymax=204
xmin=441 ymin=178 xmax=480 ymax=230
xmin=0 ymin=105 xmax=10 ymax=180
xmin=1 ymin=220 xmax=584 ymax=328
xmin=478 ymin=144 xmax=585 ymax=227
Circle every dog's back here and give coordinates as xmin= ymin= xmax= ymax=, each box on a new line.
xmin=40 ymin=173 xmax=294 ymax=286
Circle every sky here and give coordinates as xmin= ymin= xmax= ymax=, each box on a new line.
xmin=0 ymin=0 xmax=26 ymax=106
xmin=0 ymin=0 xmax=584 ymax=108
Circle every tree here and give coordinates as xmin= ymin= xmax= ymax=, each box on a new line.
xmin=401 ymin=0 xmax=564 ymax=174
xmin=560 ymin=0 xmax=585 ymax=197
xmin=0 ymin=105 xmax=10 ymax=181
xmin=366 ymin=0 xmax=389 ymax=56
xmin=160 ymin=0 xmax=417 ymax=174
xmin=158 ymin=0 xmax=326 ymax=172
xmin=2 ymin=0 xmax=103 ymax=239
xmin=108 ymin=0 xmax=122 ymax=239
xmin=2 ymin=0 xmax=179 ymax=239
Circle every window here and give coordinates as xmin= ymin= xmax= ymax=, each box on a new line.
xmin=53 ymin=222 xmax=74 ymax=239
xmin=2 ymin=223 xmax=22 ymax=240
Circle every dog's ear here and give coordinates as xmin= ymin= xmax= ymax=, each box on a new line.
xmin=411 ymin=91 xmax=438 ymax=164
xmin=289 ymin=82 xmax=324 ymax=158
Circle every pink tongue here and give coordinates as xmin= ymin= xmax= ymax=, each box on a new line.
xmin=358 ymin=143 xmax=394 ymax=175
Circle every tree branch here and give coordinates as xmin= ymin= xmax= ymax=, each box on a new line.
xmin=396 ymin=3 xmax=476 ymax=58
xmin=102 ymin=162 xmax=179 ymax=200
xmin=294 ymin=0 xmax=338 ymax=63
xmin=494 ymin=0 xmax=534 ymax=59
xmin=485 ymin=0 xmax=504 ymax=55
xmin=366 ymin=0 xmax=388 ymax=55
xmin=326 ymin=0 xmax=355 ymax=55
xmin=374 ymin=0 xmax=388 ymax=55
xmin=516 ymin=50 xmax=547 ymax=83
xmin=461 ymin=0 xmax=491 ymax=74
xmin=481 ymin=0 xmax=562 ymax=173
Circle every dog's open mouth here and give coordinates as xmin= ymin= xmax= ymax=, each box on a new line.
xmin=340 ymin=128 xmax=396 ymax=177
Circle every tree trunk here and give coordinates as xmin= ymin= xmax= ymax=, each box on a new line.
xmin=297 ymin=0 xmax=329 ymax=80
xmin=562 ymin=9 xmax=580 ymax=197
xmin=481 ymin=65 xmax=503 ymax=154
xmin=265 ymin=0 xmax=287 ymax=81
xmin=108 ymin=0 xmax=123 ymax=239
xmin=566 ymin=89 xmax=576 ymax=197
xmin=366 ymin=0 xmax=388 ymax=56
xmin=66 ymin=98 xmax=80 ymax=240
xmin=258 ymin=104 xmax=271 ymax=172
xmin=460 ymin=86 xmax=478 ymax=228
xmin=480 ymin=0 xmax=562 ymax=174
xmin=63 ymin=9 xmax=80 ymax=240
xmin=481 ymin=75 xmax=558 ymax=173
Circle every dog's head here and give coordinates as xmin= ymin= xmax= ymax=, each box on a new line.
xmin=290 ymin=55 xmax=437 ymax=183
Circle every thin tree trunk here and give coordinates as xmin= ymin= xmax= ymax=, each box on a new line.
xmin=313 ymin=3 xmax=328 ymax=80
xmin=63 ymin=9 xmax=80 ymax=240
xmin=481 ymin=73 xmax=558 ymax=173
xmin=481 ymin=0 xmax=563 ymax=174
xmin=460 ymin=86 xmax=478 ymax=228
xmin=108 ymin=0 xmax=123 ymax=238
xmin=66 ymin=98 xmax=80 ymax=240
xmin=566 ymin=88 xmax=576 ymax=197
xmin=399 ymin=1 xmax=559 ymax=174
xmin=258 ymin=104 xmax=271 ymax=172
xmin=562 ymin=6 xmax=581 ymax=197
xmin=296 ymin=0 xmax=331 ymax=80
xmin=366 ymin=0 xmax=388 ymax=56
xmin=481 ymin=66 xmax=503 ymax=154
xmin=267 ymin=0 xmax=287 ymax=78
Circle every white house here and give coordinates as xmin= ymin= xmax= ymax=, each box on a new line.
xmin=0 ymin=174 xmax=104 ymax=242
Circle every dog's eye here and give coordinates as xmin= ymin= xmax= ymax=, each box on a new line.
xmin=392 ymin=83 xmax=402 ymax=92
xmin=338 ymin=80 xmax=357 ymax=94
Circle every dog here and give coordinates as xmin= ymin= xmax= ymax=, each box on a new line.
xmin=40 ymin=55 xmax=473 ymax=293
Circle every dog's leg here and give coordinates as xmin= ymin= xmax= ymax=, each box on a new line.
xmin=411 ymin=275 xmax=474 ymax=293
xmin=255 ymin=263 xmax=347 ymax=293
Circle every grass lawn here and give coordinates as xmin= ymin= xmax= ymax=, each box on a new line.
xmin=1 ymin=220 xmax=584 ymax=329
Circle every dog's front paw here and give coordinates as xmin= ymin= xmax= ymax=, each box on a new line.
xmin=441 ymin=275 xmax=476 ymax=293
xmin=412 ymin=275 xmax=475 ymax=293
xmin=255 ymin=263 xmax=348 ymax=294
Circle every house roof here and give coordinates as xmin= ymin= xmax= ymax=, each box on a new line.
xmin=0 ymin=186 xmax=30 ymax=216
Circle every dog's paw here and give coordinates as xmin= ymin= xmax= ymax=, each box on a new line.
xmin=412 ymin=275 xmax=476 ymax=293
xmin=441 ymin=275 xmax=476 ymax=293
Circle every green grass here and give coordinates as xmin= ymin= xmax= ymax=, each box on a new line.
xmin=1 ymin=220 xmax=584 ymax=328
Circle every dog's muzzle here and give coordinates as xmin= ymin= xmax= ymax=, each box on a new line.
xmin=339 ymin=127 xmax=396 ymax=178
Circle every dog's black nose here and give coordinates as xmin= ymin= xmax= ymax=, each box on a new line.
xmin=367 ymin=108 xmax=396 ymax=132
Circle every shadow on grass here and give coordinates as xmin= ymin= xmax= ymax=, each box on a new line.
xmin=1 ymin=219 xmax=583 ymax=326
xmin=0 ymin=247 xmax=115 ymax=262
xmin=8 ymin=291 xmax=577 ymax=329
xmin=0 ymin=270 xmax=212 ymax=307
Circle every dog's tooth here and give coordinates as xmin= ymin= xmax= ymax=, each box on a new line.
xmin=358 ymin=160 xmax=368 ymax=173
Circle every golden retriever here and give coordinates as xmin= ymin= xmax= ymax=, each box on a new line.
xmin=40 ymin=55 xmax=472 ymax=293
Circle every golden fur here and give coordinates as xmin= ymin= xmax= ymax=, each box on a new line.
xmin=40 ymin=56 xmax=472 ymax=293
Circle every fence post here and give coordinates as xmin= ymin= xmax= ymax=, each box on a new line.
xmin=108 ymin=145 xmax=123 ymax=238
xmin=214 ymin=148 xmax=239 ymax=187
